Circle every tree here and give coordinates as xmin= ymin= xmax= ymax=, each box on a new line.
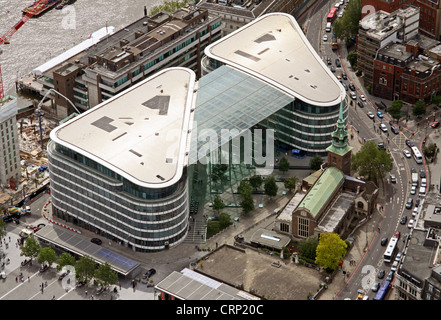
xmin=212 ymin=194 xmax=225 ymax=214
xmin=299 ymin=236 xmax=319 ymax=261
xmin=240 ymin=193 xmax=254 ymax=214
xmin=75 ymin=255 xmax=97 ymax=284
xmin=249 ymin=175 xmax=263 ymax=191
xmin=347 ymin=51 xmax=358 ymax=69
xmin=332 ymin=0 xmax=362 ymax=43
xmin=431 ymin=95 xmax=441 ymax=107
xmin=237 ymin=179 xmax=253 ymax=196
xmin=218 ymin=212 xmax=232 ymax=229
xmin=315 ymin=233 xmax=348 ymax=271
xmin=57 ymin=252 xmax=76 ymax=272
xmin=0 ymin=219 xmax=6 ymax=239
xmin=413 ymin=99 xmax=426 ymax=117
xmin=278 ymin=157 xmax=290 ymax=173
xmin=309 ymin=154 xmax=324 ymax=171
xmin=423 ymin=142 xmax=438 ymax=161
xmin=388 ymin=100 xmax=403 ymax=122
xmin=284 ymin=177 xmax=298 ymax=192
xmin=20 ymin=237 xmax=40 ymax=261
xmin=264 ymin=176 xmax=278 ymax=199
xmin=351 ymin=140 xmax=393 ymax=183
xmin=94 ymin=262 xmax=118 ymax=289
xmin=38 ymin=247 xmax=57 ymax=267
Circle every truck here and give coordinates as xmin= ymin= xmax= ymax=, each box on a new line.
xmin=19 ymin=228 xmax=33 ymax=239
xmin=331 ymin=34 xmax=338 ymax=50
xmin=411 ymin=173 xmax=419 ymax=186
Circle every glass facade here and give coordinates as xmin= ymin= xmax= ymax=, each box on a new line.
xmin=47 ymin=140 xmax=189 ymax=252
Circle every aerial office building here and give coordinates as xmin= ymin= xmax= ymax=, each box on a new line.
xmin=201 ymin=12 xmax=347 ymax=154
xmin=47 ymin=68 xmax=196 ymax=252
xmin=0 ymin=96 xmax=21 ymax=187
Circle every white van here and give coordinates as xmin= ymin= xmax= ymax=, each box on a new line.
xmin=326 ymin=22 xmax=332 ymax=32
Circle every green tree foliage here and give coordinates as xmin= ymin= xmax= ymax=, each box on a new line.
xmin=299 ymin=236 xmax=319 ymax=261
xmin=423 ymin=142 xmax=438 ymax=161
xmin=218 ymin=212 xmax=232 ymax=229
xmin=347 ymin=51 xmax=358 ymax=69
xmin=309 ymin=154 xmax=324 ymax=171
xmin=278 ymin=157 xmax=290 ymax=173
xmin=38 ymin=247 xmax=57 ymax=267
xmin=351 ymin=140 xmax=393 ymax=183
xmin=212 ymin=194 xmax=225 ymax=214
xmin=149 ymin=0 xmax=193 ymax=15
xmin=237 ymin=179 xmax=253 ymax=196
xmin=388 ymin=100 xmax=403 ymax=122
xmin=94 ymin=262 xmax=119 ymax=288
xmin=264 ymin=176 xmax=278 ymax=199
xmin=315 ymin=233 xmax=347 ymax=271
xmin=240 ymin=193 xmax=254 ymax=214
xmin=284 ymin=177 xmax=298 ymax=192
xmin=57 ymin=252 xmax=76 ymax=272
xmin=20 ymin=237 xmax=40 ymax=261
xmin=431 ymin=95 xmax=441 ymax=106
xmin=211 ymin=164 xmax=228 ymax=184
xmin=75 ymin=255 xmax=97 ymax=284
xmin=249 ymin=175 xmax=263 ymax=190
xmin=332 ymin=0 xmax=362 ymax=43
xmin=413 ymin=99 xmax=426 ymax=117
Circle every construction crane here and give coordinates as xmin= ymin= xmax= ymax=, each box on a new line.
xmin=0 ymin=0 xmax=51 ymax=100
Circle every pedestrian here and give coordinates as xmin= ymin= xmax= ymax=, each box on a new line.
xmin=15 ymin=277 xmax=18 ymax=282
xmin=28 ymin=276 xmax=30 ymax=282
xmin=85 ymin=290 xmax=88 ymax=295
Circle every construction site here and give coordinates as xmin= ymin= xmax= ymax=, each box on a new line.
xmin=0 ymin=0 xmax=59 ymax=213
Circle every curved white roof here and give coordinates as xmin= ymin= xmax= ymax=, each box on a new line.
xmin=50 ymin=67 xmax=196 ymax=188
xmin=204 ymin=12 xmax=345 ymax=106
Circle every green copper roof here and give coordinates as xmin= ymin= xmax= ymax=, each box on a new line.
xmin=296 ymin=167 xmax=344 ymax=218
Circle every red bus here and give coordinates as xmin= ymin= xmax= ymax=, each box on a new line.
xmin=327 ymin=8 xmax=338 ymax=23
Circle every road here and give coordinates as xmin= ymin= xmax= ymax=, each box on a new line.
xmin=299 ymin=0 xmax=429 ymax=300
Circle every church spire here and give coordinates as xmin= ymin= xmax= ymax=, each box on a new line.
xmin=326 ymin=98 xmax=352 ymax=157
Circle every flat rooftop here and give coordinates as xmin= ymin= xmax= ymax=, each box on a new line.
xmin=204 ymin=12 xmax=344 ymax=106
xmin=50 ymin=67 xmax=196 ymax=188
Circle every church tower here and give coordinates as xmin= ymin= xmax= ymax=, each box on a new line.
xmin=326 ymin=100 xmax=352 ymax=175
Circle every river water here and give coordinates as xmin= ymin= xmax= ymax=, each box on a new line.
xmin=0 ymin=0 xmax=160 ymax=106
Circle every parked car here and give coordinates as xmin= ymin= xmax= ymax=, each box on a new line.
xmin=386 ymin=271 xmax=395 ymax=281
xmin=432 ymin=120 xmax=440 ymax=128
xmin=395 ymin=252 xmax=402 ymax=262
xmin=342 ymin=82 xmax=348 ymax=91
xmin=335 ymin=58 xmax=341 ymax=67
xmin=411 ymin=185 xmax=417 ymax=195
xmin=391 ymin=260 xmax=399 ymax=272
xmin=403 ymin=149 xmax=411 ymax=158
xmin=342 ymin=72 xmax=347 ymax=80
xmin=58 ymin=272 xmax=69 ymax=281
xmin=144 ymin=268 xmax=156 ymax=278
xmin=327 ymin=57 xmax=332 ymax=65
xmin=367 ymin=111 xmax=374 ymax=119
xmin=377 ymin=111 xmax=383 ymax=118
xmin=380 ymin=123 xmax=388 ymax=132
xmin=405 ymin=198 xmax=413 ymax=209
xmin=360 ymin=94 xmax=366 ymax=102
xmin=412 ymin=207 xmax=418 ymax=217
xmin=357 ymin=101 xmax=364 ymax=108
xmin=349 ymin=83 xmax=355 ymax=91
xmin=400 ymin=215 xmax=408 ymax=225
xmin=420 ymin=168 xmax=426 ymax=178
xmin=323 ymin=34 xmax=328 ymax=41
xmin=331 ymin=66 xmax=336 ymax=72
xmin=350 ymin=91 xmax=357 ymax=100
xmin=91 ymin=238 xmax=102 ymax=245
xmin=408 ymin=219 xmax=415 ymax=228
xmin=415 ymin=198 xmax=421 ymax=207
